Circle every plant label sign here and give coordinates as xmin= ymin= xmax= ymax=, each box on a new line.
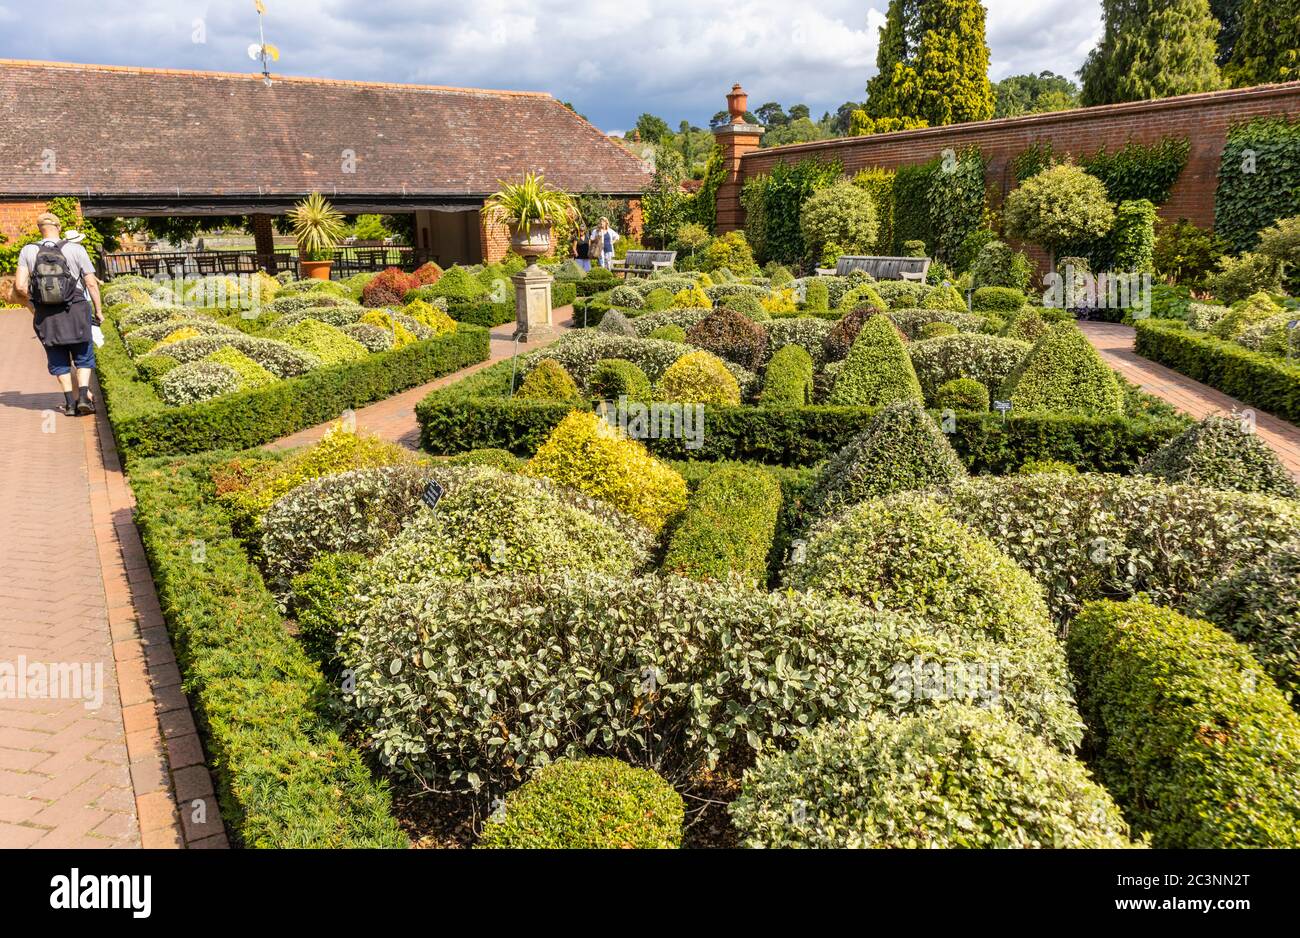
xmin=421 ymin=480 xmax=445 ymax=510
xmin=993 ymin=400 xmax=1013 ymax=416
xmin=1287 ymin=320 xmax=1299 ymax=330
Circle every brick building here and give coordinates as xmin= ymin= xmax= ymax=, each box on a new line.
xmin=0 ymin=60 xmax=652 ymax=266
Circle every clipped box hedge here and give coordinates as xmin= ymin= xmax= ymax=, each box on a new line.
xmin=1068 ymin=598 xmax=1300 ymax=848
xmin=130 ymin=452 xmax=407 ymax=848
xmin=1135 ymin=318 xmax=1300 ymax=424
xmin=415 ymin=360 xmax=1187 ymax=472
xmin=446 ymin=281 xmax=577 ymax=328
xmin=98 ymin=316 xmax=490 ymax=459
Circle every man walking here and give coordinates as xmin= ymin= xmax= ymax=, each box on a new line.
xmin=13 ymin=212 xmax=104 ymax=416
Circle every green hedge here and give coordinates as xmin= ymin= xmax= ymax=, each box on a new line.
xmin=98 ymin=316 xmax=490 ymax=459
xmin=1134 ymin=318 xmax=1300 ymax=424
xmin=662 ymin=465 xmax=782 ymax=586
xmin=130 ymin=453 xmax=407 ymax=848
xmin=1068 ymin=599 xmax=1300 ymax=848
xmin=444 ymin=282 xmax=576 ymax=328
xmin=416 ymin=361 xmax=1187 ymax=472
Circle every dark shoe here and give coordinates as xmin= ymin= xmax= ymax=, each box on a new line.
xmin=76 ymin=398 xmax=95 ymax=416
xmin=63 ymin=401 xmax=78 ymax=416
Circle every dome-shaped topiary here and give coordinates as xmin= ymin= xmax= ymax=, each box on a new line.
xmin=524 ymin=410 xmax=688 ymax=533
xmin=654 ymin=350 xmax=742 ymax=406
xmin=646 ymin=324 xmax=687 ymax=343
xmin=730 ymin=707 xmax=1136 ymax=849
xmin=836 ymin=283 xmax=888 ymax=313
xmin=1000 ymin=307 xmax=1050 ymax=344
xmin=717 ymin=291 xmax=768 ymax=321
xmin=590 ymin=358 xmax=652 ymax=402
xmin=596 ymin=309 xmax=639 ymax=337
xmin=684 ymin=307 xmax=769 ymax=370
xmin=516 ymin=358 xmax=583 ymax=401
xmin=972 ymin=286 xmax=1026 ymax=314
xmin=476 ymin=758 xmax=684 ymax=849
xmin=419 ymin=265 xmax=489 ymax=304
xmin=934 ymin=376 xmax=989 ymax=412
xmin=908 ymin=333 xmax=1031 ymax=401
xmin=827 ymin=315 xmax=924 ymax=407
xmin=920 ymin=283 xmax=968 ymax=313
xmin=160 ymin=359 xmax=241 ymax=406
xmin=361 ymin=267 xmax=420 ymax=307
xmin=1003 ymin=323 xmax=1124 ymax=416
xmin=801 ymin=399 xmax=967 ymax=524
xmin=1211 ymin=292 xmax=1284 ymax=340
xmin=276 ymin=319 xmax=369 ymax=366
xmin=1138 ymin=414 xmax=1300 ymax=498
xmin=918 ymin=321 xmax=958 ymax=340
xmin=760 ymin=344 xmax=815 ymax=407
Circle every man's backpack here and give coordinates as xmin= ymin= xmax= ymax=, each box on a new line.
xmin=30 ymin=240 xmax=79 ymax=306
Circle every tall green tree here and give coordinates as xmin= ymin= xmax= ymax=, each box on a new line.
xmin=1209 ymin=0 xmax=1246 ymax=66
xmin=1225 ymin=0 xmax=1300 ymax=85
xmin=994 ymin=71 xmax=1080 ymax=117
xmin=865 ymin=0 xmax=994 ymax=126
xmin=1080 ymin=0 xmax=1225 ymax=105
xmin=635 ymin=114 xmax=671 ymax=144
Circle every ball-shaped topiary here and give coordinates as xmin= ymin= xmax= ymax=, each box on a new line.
xmin=596 ymin=309 xmax=639 ymax=337
xmin=1003 ymin=323 xmax=1124 ymax=416
xmin=1138 ymin=414 xmax=1300 ymax=498
xmin=684 ymin=308 xmax=769 ymax=370
xmin=934 ymin=376 xmax=989 ymax=412
xmin=1003 ymin=164 xmax=1116 ymax=264
xmin=654 ymin=350 xmax=743 ymax=406
xmin=720 ymin=291 xmax=769 ymax=321
xmin=759 ymin=344 xmax=815 ymax=407
xmin=1000 ymin=307 xmax=1050 ymax=344
xmin=972 ymin=286 xmax=1026 ymax=313
xmin=827 ymin=315 xmax=924 ymax=407
xmin=608 ymin=285 xmax=644 ymax=309
xmin=801 ymin=399 xmax=967 ymax=524
xmin=590 ymin=358 xmax=653 ymax=402
xmin=516 ymin=358 xmax=583 ymax=401
xmin=836 ymin=283 xmax=888 ymax=313
xmin=968 ymin=240 xmax=1034 ymax=292
xmin=918 ymin=321 xmax=958 ymax=340
xmin=799 ymin=181 xmax=879 ymax=263
xmin=646 ymin=324 xmax=687 ymax=343
xmin=730 ymin=707 xmax=1136 ymax=849
xmin=920 ymin=283 xmax=968 ymax=313
xmin=476 ymin=758 xmax=684 ymax=849
xmin=524 ymin=411 xmax=688 ymax=534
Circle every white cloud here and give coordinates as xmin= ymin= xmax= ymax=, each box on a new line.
xmin=0 ymin=0 xmax=1104 ymax=129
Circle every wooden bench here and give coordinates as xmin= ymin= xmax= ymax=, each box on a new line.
xmin=611 ymin=249 xmax=677 ymax=278
xmin=820 ymin=255 xmax=931 ymax=281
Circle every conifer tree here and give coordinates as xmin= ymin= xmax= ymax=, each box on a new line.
xmin=1080 ymin=0 xmax=1225 ymax=105
xmin=1225 ymin=0 xmax=1300 ymax=86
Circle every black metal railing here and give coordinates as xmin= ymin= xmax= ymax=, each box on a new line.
xmin=100 ymin=246 xmax=442 ymax=280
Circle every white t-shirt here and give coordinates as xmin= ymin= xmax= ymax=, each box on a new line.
xmin=18 ymin=239 xmax=95 ymax=301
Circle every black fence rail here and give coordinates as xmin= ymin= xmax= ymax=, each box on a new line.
xmin=100 ymin=247 xmax=442 ymax=280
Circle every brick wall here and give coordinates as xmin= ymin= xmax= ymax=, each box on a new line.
xmin=0 ymin=200 xmax=53 ymax=242
xmin=479 ymin=210 xmax=512 ymax=264
xmin=737 ymin=82 xmax=1300 ymax=236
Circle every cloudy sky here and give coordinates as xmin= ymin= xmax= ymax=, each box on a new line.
xmin=0 ymin=0 xmax=1104 ymax=131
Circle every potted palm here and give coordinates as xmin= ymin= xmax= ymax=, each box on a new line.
xmin=289 ymin=192 xmax=346 ymax=280
xmin=484 ymin=172 xmax=575 ymax=264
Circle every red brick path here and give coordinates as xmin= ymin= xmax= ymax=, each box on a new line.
xmin=1082 ymin=320 xmax=1300 ymax=482
xmin=267 ymin=310 xmax=573 ymax=452
xmin=0 ymin=310 xmax=226 ymax=848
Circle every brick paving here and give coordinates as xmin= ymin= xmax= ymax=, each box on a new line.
xmin=267 ymin=309 xmax=573 ymax=451
xmin=1082 ymin=320 xmax=1300 ymax=482
xmin=0 ymin=310 xmax=226 ymax=849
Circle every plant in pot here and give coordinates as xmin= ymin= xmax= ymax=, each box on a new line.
xmin=484 ymin=172 xmax=575 ymax=265
xmin=289 ymin=192 xmax=346 ymax=280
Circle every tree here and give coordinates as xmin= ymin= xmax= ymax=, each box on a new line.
xmin=755 ymin=102 xmax=789 ymax=127
xmin=760 ymin=118 xmax=827 ymax=148
xmin=1225 ymin=0 xmax=1300 ymax=85
xmin=1209 ymin=0 xmax=1246 ymax=66
xmin=865 ymin=0 xmax=994 ymax=126
xmin=799 ymin=182 xmax=880 ymax=263
xmin=789 ymin=104 xmax=811 ymax=121
xmin=710 ymin=110 xmax=732 ymax=129
xmin=830 ymin=101 xmax=866 ymax=135
xmin=635 ymin=114 xmax=671 ymax=144
xmin=1080 ymin=0 xmax=1225 ymax=106
xmin=993 ymin=72 xmax=1080 ymax=118
xmin=1003 ymin=164 xmax=1116 ymax=268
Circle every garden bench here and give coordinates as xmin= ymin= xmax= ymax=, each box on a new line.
xmin=612 ymin=250 xmax=677 ymax=278
xmin=820 ymin=255 xmax=931 ymax=281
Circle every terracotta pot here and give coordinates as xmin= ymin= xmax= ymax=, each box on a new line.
xmin=301 ymin=259 xmax=333 ymax=280
xmin=510 ymin=222 xmax=552 ymax=259
xmin=727 ymin=83 xmax=748 ymax=124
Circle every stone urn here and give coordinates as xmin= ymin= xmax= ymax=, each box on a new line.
xmin=726 ymin=83 xmax=748 ymax=124
xmin=510 ymin=222 xmax=552 ymax=264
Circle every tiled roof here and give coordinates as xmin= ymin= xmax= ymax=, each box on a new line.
xmin=0 ymin=60 xmax=654 ymax=199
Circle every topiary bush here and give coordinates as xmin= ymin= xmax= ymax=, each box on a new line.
xmin=684 ymin=308 xmax=769 ymax=371
xmin=1003 ymin=164 xmax=1116 ymax=265
xmin=717 ymin=291 xmax=768 ymax=321
xmin=608 ymin=285 xmax=644 ymax=309
xmin=160 ymin=360 xmax=241 ymax=406
xmin=646 ymin=324 xmax=686 ymax=343
xmin=654 ymin=350 xmax=742 ymax=406
xmin=759 ymin=345 xmax=815 ymax=407
xmin=596 ymin=309 xmax=639 ymax=337
xmin=731 ymin=707 xmax=1136 ymax=848
xmin=516 ymin=358 xmax=583 ymax=402
xmin=340 ymin=322 xmax=396 ymax=353
xmin=1192 ymin=540 xmax=1300 ymax=707
xmin=1004 ymin=323 xmax=1124 ymax=416
xmin=276 ymin=319 xmax=369 ymax=366
xmin=767 ymin=317 xmax=833 ymax=367
xmin=934 ymin=377 xmax=989 ymax=412
xmin=523 ymin=410 xmax=688 ymax=534
xmin=827 ymin=316 xmax=924 ymax=407
xmin=662 ymin=465 xmax=782 ymax=587
xmin=968 ymin=240 xmax=1034 ymax=292
xmin=908 ymin=333 xmax=1031 ymax=401
xmin=1068 ymin=599 xmax=1300 ymax=848
xmin=1000 ymin=307 xmax=1050 ymax=344
xmin=874 ymin=279 xmax=928 ymax=310
xmin=918 ymin=321 xmax=958 ymax=340
xmin=416 ymin=265 xmax=488 ymax=305
xmin=823 ymin=306 xmax=885 ymax=362
xmin=799 ymin=181 xmax=879 ymax=264
xmin=919 ymin=283 xmax=968 ymax=313
xmin=837 ymin=283 xmax=888 ymax=313
xmin=972 ymin=287 xmax=1026 ymax=313
xmin=1138 ymin=414 xmax=1300 ymax=498
xmin=886 ymin=308 xmax=985 ymax=340
xmin=801 ymin=399 xmax=967 ymax=525
xmin=1211 ymin=291 xmax=1285 ymax=340
xmin=803 ymin=279 xmax=830 ymax=313
xmin=476 ymin=758 xmax=684 ymax=849
xmin=361 ymin=267 xmax=420 ymax=307
xmin=590 ymin=358 xmax=652 ymax=402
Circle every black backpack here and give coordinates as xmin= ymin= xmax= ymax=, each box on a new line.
xmin=30 ymin=240 xmax=79 ymax=306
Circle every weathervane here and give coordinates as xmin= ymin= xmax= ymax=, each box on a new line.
xmin=247 ymin=0 xmax=280 ymax=87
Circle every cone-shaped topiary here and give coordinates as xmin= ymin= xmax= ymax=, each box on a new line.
xmin=516 ymin=358 xmax=583 ymax=402
xmin=801 ymin=399 xmax=967 ymax=524
xmin=1003 ymin=323 xmax=1124 ymax=416
xmin=684 ymin=307 xmax=769 ymax=370
xmin=827 ymin=315 xmax=924 ymax=407
xmin=760 ymin=344 xmax=815 ymax=407
xmin=934 ymin=376 xmax=989 ymax=412
xmin=524 ymin=410 xmax=688 ymax=533
xmin=1001 ymin=307 xmax=1050 ymax=344
xmin=1138 ymin=414 xmax=1300 ymax=498
xmin=654 ymin=350 xmax=742 ymax=405
xmin=824 ymin=306 xmax=895 ymax=362
xmin=837 ymin=283 xmax=888 ymax=312
xmin=920 ymin=283 xmax=968 ymax=313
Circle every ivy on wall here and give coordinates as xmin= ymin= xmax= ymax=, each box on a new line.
xmin=752 ymin=157 xmax=843 ymax=266
xmin=1215 ymin=115 xmax=1300 ymax=253
xmin=693 ymin=144 xmax=727 ymax=233
xmin=852 ymin=167 xmax=897 ymax=255
xmin=1081 ymin=137 xmax=1190 ymax=204
xmin=928 ymin=147 xmax=988 ymax=264
xmin=892 ymin=158 xmax=940 ymax=254
xmin=1012 ymin=142 xmax=1058 ymax=184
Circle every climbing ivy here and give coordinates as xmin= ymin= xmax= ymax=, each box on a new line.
xmin=754 ymin=157 xmax=842 ymax=266
xmin=928 ymin=147 xmax=988 ymax=265
xmin=1012 ymin=142 xmax=1058 ymax=183
xmin=852 ymin=167 xmax=897 ymax=254
xmin=1080 ymin=137 xmax=1190 ymax=204
xmin=892 ymin=158 xmax=941 ymax=254
xmin=1215 ymin=115 xmax=1300 ymax=253
xmin=693 ymin=144 xmax=727 ymax=232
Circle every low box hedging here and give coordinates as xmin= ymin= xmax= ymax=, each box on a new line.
xmin=1134 ymin=318 xmax=1300 ymax=423
xmin=416 ymin=360 xmax=1188 ymax=471
xmin=130 ymin=452 xmax=407 ymax=848
xmin=99 ymin=316 xmax=489 ymax=459
xmin=1068 ymin=599 xmax=1300 ymax=848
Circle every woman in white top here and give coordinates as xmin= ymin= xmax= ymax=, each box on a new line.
xmin=590 ymin=217 xmax=619 ymax=270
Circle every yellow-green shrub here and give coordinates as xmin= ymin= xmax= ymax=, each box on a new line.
xmin=203 ymin=346 xmax=277 ymax=390
xmin=654 ymin=350 xmax=742 ymax=405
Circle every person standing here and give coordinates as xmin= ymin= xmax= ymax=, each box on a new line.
xmin=590 ymin=216 xmax=619 ymax=270
xmin=573 ymin=221 xmax=591 ymax=272
xmin=13 ymin=212 xmax=104 ymax=416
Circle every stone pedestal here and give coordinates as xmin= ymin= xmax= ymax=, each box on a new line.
xmin=512 ymin=262 xmax=555 ymax=343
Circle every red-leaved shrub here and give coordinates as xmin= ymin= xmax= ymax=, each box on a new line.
xmin=362 ymin=268 xmax=420 ymax=307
